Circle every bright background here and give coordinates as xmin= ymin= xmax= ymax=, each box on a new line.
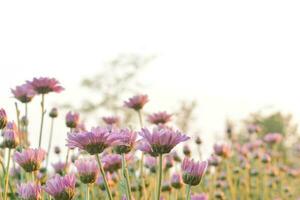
xmin=1 ymin=0 xmax=300 ymax=157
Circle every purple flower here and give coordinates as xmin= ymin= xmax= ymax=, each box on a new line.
xmin=75 ymin=158 xmax=99 ymax=184
xmin=102 ymin=116 xmax=120 ymax=125
xmin=171 ymin=172 xmax=183 ymax=189
xmin=66 ymin=127 xmax=117 ymax=155
xmin=65 ymin=111 xmax=80 ymax=129
xmin=11 ymin=83 xmax=36 ymax=103
xmin=147 ymin=111 xmax=172 ymax=125
xmin=52 ymin=161 xmax=70 ymax=175
xmin=102 ymin=154 xmax=122 ymax=173
xmin=14 ymin=148 xmax=46 ymax=172
xmin=191 ymin=193 xmax=209 ymax=200
xmin=112 ymin=128 xmax=137 ymax=154
xmin=27 ymin=77 xmax=64 ymax=94
xmin=2 ymin=121 xmax=19 ymax=149
xmin=138 ymin=128 xmax=189 ymax=156
xmin=44 ymin=174 xmax=76 ymax=200
xmin=264 ymin=133 xmax=283 ymax=144
xmin=0 ymin=108 xmax=8 ymax=129
xmin=208 ymin=154 xmax=221 ymax=167
xmin=144 ymin=156 xmax=158 ymax=173
xmin=182 ymin=157 xmax=208 ymax=186
xmin=124 ymin=94 xmax=149 ymax=111
xmin=17 ymin=182 xmax=42 ymax=200
xmin=213 ymin=144 xmax=231 ymax=158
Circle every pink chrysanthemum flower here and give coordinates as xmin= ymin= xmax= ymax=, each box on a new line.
xmin=124 ymin=94 xmax=149 ymax=111
xmin=14 ymin=148 xmax=46 ymax=172
xmin=182 ymin=157 xmax=208 ymax=186
xmin=65 ymin=111 xmax=80 ymax=129
xmin=102 ymin=154 xmax=122 ymax=173
xmin=75 ymin=158 xmax=99 ymax=184
xmin=102 ymin=116 xmax=120 ymax=125
xmin=165 ymin=154 xmax=174 ymax=169
xmin=264 ymin=133 xmax=283 ymax=144
xmin=138 ymin=128 xmax=190 ymax=156
xmin=213 ymin=144 xmax=231 ymax=158
xmin=49 ymin=108 xmax=58 ymax=118
xmin=52 ymin=161 xmax=70 ymax=175
xmin=191 ymin=193 xmax=209 ymax=200
xmin=11 ymin=83 xmax=36 ymax=103
xmin=3 ymin=121 xmax=20 ymax=148
xmin=208 ymin=154 xmax=221 ymax=167
xmin=44 ymin=174 xmax=76 ymax=200
xmin=147 ymin=111 xmax=172 ymax=125
xmin=66 ymin=127 xmax=117 ymax=155
xmin=0 ymin=108 xmax=8 ymax=129
xmin=144 ymin=156 xmax=158 ymax=173
xmin=112 ymin=128 xmax=137 ymax=154
xmin=17 ymin=182 xmax=42 ymax=200
xmin=27 ymin=77 xmax=64 ymax=94
xmin=171 ymin=172 xmax=183 ymax=189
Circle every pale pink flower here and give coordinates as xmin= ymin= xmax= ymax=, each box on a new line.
xmin=171 ymin=172 xmax=183 ymax=189
xmin=191 ymin=193 xmax=209 ymax=200
xmin=182 ymin=157 xmax=208 ymax=186
xmin=52 ymin=161 xmax=70 ymax=175
xmin=27 ymin=77 xmax=64 ymax=94
xmin=102 ymin=154 xmax=122 ymax=173
xmin=264 ymin=133 xmax=283 ymax=144
xmin=3 ymin=121 xmax=19 ymax=148
xmin=138 ymin=128 xmax=189 ymax=156
xmin=44 ymin=174 xmax=76 ymax=200
xmin=112 ymin=128 xmax=137 ymax=154
xmin=0 ymin=108 xmax=7 ymax=129
xmin=102 ymin=116 xmax=120 ymax=125
xmin=144 ymin=156 xmax=158 ymax=173
xmin=17 ymin=182 xmax=42 ymax=200
xmin=11 ymin=83 xmax=36 ymax=103
xmin=66 ymin=126 xmax=117 ymax=155
xmin=65 ymin=111 xmax=80 ymax=128
xmin=213 ymin=144 xmax=231 ymax=158
xmin=124 ymin=94 xmax=149 ymax=111
xmin=147 ymin=111 xmax=172 ymax=125
xmin=75 ymin=158 xmax=99 ymax=184
xmin=14 ymin=148 xmax=46 ymax=172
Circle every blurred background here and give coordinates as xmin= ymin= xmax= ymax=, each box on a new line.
xmin=1 ymin=0 xmax=300 ymax=158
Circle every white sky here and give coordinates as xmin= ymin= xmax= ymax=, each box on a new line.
xmin=1 ymin=0 xmax=300 ymax=157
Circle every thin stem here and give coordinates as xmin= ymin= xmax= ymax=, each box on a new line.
xmin=156 ymin=154 xmax=163 ymax=200
xmin=185 ymin=184 xmax=191 ymax=200
xmin=95 ymin=154 xmax=113 ymax=200
xmin=24 ymin=103 xmax=28 ymax=145
xmin=38 ymin=94 xmax=45 ymax=148
xmin=122 ymin=154 xmax=132 ymax=200
xmin=4 ymin=148 xmax=12 ymax=200
xmin=64 ymin=128 xmax=72 ymax=173
xmin=46 ymin=118 xmax=55 ymax=169
xmin=14 ymin=103 xmax=21 ymax=145
xmin=86 ymin=184 xmax=90 ymax=200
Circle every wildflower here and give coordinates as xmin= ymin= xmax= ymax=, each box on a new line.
xmin=65 ymin=112 xmax=80 ymax=129
xmin=102 ymin=116 xmax=120 ymax=125
xmin=27 ymin=77 xmax=64 ymax=94
xmin=138 ymin=128 xmax=189 ymax=156
xmin=191 ymin=193 xmax=209 ymax=200
xmin=145 ymin=156 xmax=158 ymax=173
xmin=44 ymin=174 xmax=76 ymax=200
xmin=165 ymin=154 xmax=174 ymax=169
xmin=195 ymin=136 xmax=202 ymax=145
xmin=102 ymin=154 xmax=122 ymax=173
xmin=0 ymin=108 xmax=8 ymax=129
xmin=264 ymin=133 xmax=283 ymax=144
xmin=213 ymin=144 xmax=231 ymax=158
xmin=147 ymin=111 xmax=172 ymax=125
xmin=182 ymin=157 xmax=208 ymax=186
xmin=54 ymin=146 xmax=61 ymax=154
xmin=208 ymin=154 xmax=221 ymax=167
xmin=17 ymin=182 xmax=42 ymax=200
xmin=183 ymin=144 xmax=191 ymax=157
xmin=14 ymin=148 xmax=46 ymax=172
xmin=124 ymin=94 xmax=149 ymax=111
xmin=75 ymin=158 xmax=99 ymax=184
xmin=49 ymin=108 xmax=58 ymax=118
xmin=11 ymin=83 xmax=36 ymax=103
xmin=171 ymin=172 xmax=183 ymax=189
xmin=112 ymin=128 xmax=137 ymax=154
xmin=2 ymin=122 xmax=19 ymax=149
xmin=52 ymin=161 xmax=70 ymax=175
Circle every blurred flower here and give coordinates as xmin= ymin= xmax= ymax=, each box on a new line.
xmin=75 ymin=157 xmax=99 ymax=184
xmin=65 ymin=111 xmax=80 ymax=129
xmin=138 ymin=128 xmax=189 ymax=156
xmin=17 ymin=182 xmax=42 ymax=200
xmin=52 ymin=161 xmax=70 ymax=175
xmin=171 ymin=151 xmax=181 ymax=162
xmin=66 ymin=127 xmax=117 ymax=155
xmin=261 ymin=153 xmax=271 ymax=164
xmin=208 ymin=154 xmax=221 ymax=167
xmin=112 ymin=128 xmax=137 ymax=154
xmin=102 ymin=116 xmax=120 ymax=126
xmin=11 ymin=83 xmax=36 ymax=103
xmin=145 ymin=156 xmax=158 ymax=173
xmin=264 ymin=133 xmax=283 ymax=144
xmin=44 ymin=174 xmax=76 ymax=200
xmin=49 ymin=108 xmax=58 ymax=118
xmin=10 ymin=166 xmax=21 ymax=179
xmin=213 ymin=144 xmax=231 ymax=158
xmin=161 ymin=181 xmax=172 ymax=192
xmin=147 ymin=111 xmax=172 ymax=125
xmin=247 ymin=124 xmax=260 ymax=134
xmin=27 ymin=77 xmax=64 ymax=94
xmin=54 ymin=146 xmax=61 ymax=154
xmin=183 ymin=144 xmax=191 ymax=157
xmin=182 ymin=157 xmax=208 ymax=186
xmin=191 ymin=193 xmax=209 ymax=200
xmin=14 ymin=148 xmax=46 ymax=172
xmin=124 ymin=94 xmax=149 ymax=111
xmin=97 ymin=173 xmax=115 ymax=190
xmin=165 ymin=154 xmax=174 ymax=169
xmin=0 ymin=108 xmax=8 ymax=129
xmin=102 ymin=154 xmax=122 ymax=173
xmin=195 ymin=136 xmax=202 ymax=145
xmin=2 ymin=121 xmax=19 ymax=149
xmin=171 ymin=172 xmax=183 ymax=189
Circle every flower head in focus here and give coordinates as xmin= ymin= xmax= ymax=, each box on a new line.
xmin=124 ymin=94 xmax=149 ymax=111
xmin=27 ymin=77 xmax=64 ymax=94
xmin=75 ymin=157 xmax=99 ymax=184
xmin=17 ymin=182 xmax=42 ymax=200
xmin=14 ymin=148 xmax=46 ymax=172
xmin=182 ymin=157 xmax=208 ymax=186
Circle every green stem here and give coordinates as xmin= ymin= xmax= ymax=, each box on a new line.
xmin=4 ymin=148 xmax=12 ymax=200
xmin=186 ymin=184 xmax=191 ymax=200
xmin=24 ymin=103 xmax=28 ymax=146
xmin=95 ymin=154 xmax=113 ymax=200
xmin=38 ymin=94 xmax=45 ymax=148
xmin=86 ymin=184 xmax=90 ymax=200
xmin=46 ymin=118 xmax=55 ymax=169
xmin=14 ymin=103 xmax=21 ymax=146
xmin=156 ymin=154 xmax=163 ymax=200
xmin=122 ymin=154 xmax=132 ymax=200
